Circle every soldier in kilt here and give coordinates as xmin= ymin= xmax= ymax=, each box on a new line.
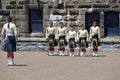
xmin=77 ymin=24 xmax=88 ymax=57
xmin=90 ymin=21 xmax=100 ymax=57
xmin=1 ymin=16 xmax=17 ymax=66
xmin=57 ymin=21 xmax=67 ymax=56
xmin=68 ymin=25 xmax=77 ymax=56
xmin=46 ymin=21 xmax=57 ymax=56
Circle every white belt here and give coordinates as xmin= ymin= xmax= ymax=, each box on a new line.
xmin=6 ymin=34 xmax=14 ymax=36
xmin=79 ymin=36 xmax=86 ymax=38
xmin=69 ymin=37 xmax=75 ymax=39
xmin=59 ymin=34 xmax=65 ymax=36
xmin=5 ymin=34 xmax=14 ymax=40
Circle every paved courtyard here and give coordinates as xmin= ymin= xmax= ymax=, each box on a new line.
xmin=0 ymin=50 xmax=120 ymax=80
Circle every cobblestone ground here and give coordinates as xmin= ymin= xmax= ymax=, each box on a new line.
xmin=0 ymin=50 xmax=120 ymax=80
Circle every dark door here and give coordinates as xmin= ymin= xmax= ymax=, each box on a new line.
xmin=28 ymin=9 xmax=43 ymax=33
xmin=104 ymin=11 xmax=119 ymax=36
xmin=85 ymin=13 xmax=100 ymax=32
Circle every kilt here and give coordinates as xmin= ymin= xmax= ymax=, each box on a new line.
xmin=79 ymin=37 xmax=88 ymax=47
xmin=4 ymin=35 xmax=16 ymax=52
xmin=59 ymin=36 xmax=67 ymax=46
xmin=48 ymin=35 xmax=57 ymax=46
xmin=69 ymin=38 xmax=76 ymax=48
xmin=92 ymin=35 xmax=100 ymax=46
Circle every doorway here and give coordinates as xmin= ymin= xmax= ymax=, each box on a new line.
xmin=104 ymin=11 xmax=119 ymax=36
xmin=28 ymin=9 xmax=43 ymax=33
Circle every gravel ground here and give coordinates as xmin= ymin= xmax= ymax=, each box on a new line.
xmin=0 ymin=50 xmax=120 ymax=80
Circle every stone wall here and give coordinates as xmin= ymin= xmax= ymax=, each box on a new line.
xmin=0 ymin=0 xmax=120 ymax=38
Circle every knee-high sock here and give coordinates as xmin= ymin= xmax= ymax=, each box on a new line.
xmin=80 ymin=48 xmax=86 ymax=52
xmin=93 ymin=47 xmax=98 ymax=52
xmin=80 ymin=48 xmax=86 ymax=56
xmin=59 ymin=47 xmax=65 ymax=55
xmin=93 ymin=47 xmax=98 ymax=55
xmin=7 ymin=53 xmax=14 ymax=64
xmin=49 ymin=46 xmax=54 ymax=55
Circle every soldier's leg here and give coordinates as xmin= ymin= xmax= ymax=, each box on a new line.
xmin=49 ymin=46 xmax=54 ymax=56
xmin=7 ymin=53 xmax=11 ymax=65
xmin=93 ymin=47 xmax=98 ymax=57
xmin=80 ymin=48 xmax=86 ymax=57
xmin=92 ymin=39 xmax=98 ymax=57
xmin=7 ymin=52 xmax=15 ymax=66
xmin=48 ymin=38 xmax=55 ymax=56
xmin=59 ymin=39 xmax=64 ymax=56
xmin=80 ymin=39 xmax=86 ymax=57
xmin=69 ymin=47 xmax=75 ymax=56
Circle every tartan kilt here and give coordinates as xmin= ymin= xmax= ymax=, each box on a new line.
xmin=59 ymin=36 xmax=67 ymax=46
xmin=4 ymin=35 xmax=16 ymax=52
xmin=48 ymin=35 xmax=57 ymax=46
xmin=69 ymin=38 xmax=76 ymax=48
xmin=92 ymin=35 xmax=100 ymax=46
xmin=79 ymin=37 xmax=88 ymax=48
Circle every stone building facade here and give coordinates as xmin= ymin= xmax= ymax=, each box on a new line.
xmin=0 ymin=0 xmax=120 ymax=38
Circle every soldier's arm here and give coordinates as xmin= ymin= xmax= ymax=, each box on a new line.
xmin=67 ymin=31 xmax=69 ymax=42
xmin=86 ymin=30 xmax=89 ymax=42
xmin=55 ymin=27 xmax=58 ymax=40
xmin=13 ymin=24 xmax=18 ymax=41
xmin=76 ymin=31 xmax=79 ymax=42
xmin=98 ymin=27 xmax=101 ymax=41
xmin=89 ymin=27 xmax=92 ymax=41
xmin=65 ymin=28 xmax=67 ymax=40
xmin=75 ymin=31 xmax=77 ymax=42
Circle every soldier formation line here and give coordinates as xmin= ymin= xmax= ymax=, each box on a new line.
xmin=46 ymin=21 xmax=100 ymax=57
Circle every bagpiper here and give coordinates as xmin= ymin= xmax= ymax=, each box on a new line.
xmin=57 ymin=21 xmax=67 ymax=56
xmin=90 ymin=21 xmax=100 ymax=57
xmin=1 ymin=16 xmax=17 ymax=66
xmin=68 ymin=25 xmax=77 ymax=56
xmin=77 ymin=24 xmax=88 ymax=57
xmin=46 ymin=21 xmax=57 ymax=56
